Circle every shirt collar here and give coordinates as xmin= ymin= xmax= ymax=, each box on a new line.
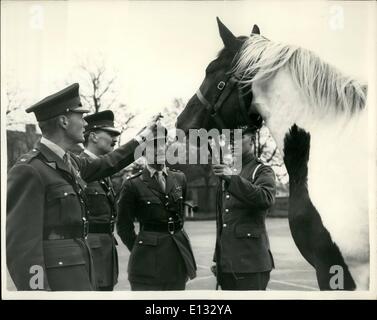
xmin=84 ymin=149 xmax=99 ymax=159
xmin=40 ymin=137 xmax=66 ymax=160
xmin=242 ymin=152 xmax=255 ymax=165
xmin=146 ymin=164 xmax=168 ymax=178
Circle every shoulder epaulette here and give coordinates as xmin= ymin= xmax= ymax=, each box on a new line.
xmin=15 ymin=148 xmax=40 ymax=165
xmin=126 ymin=170 xmax=143 ymax=180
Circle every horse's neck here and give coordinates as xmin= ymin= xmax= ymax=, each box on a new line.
xmin=267 ymin=106 xmax=367 ymax=158
xmin=265 ymin=112 xmax=318 ymax=155
xmin=309 ymin=108 xmax=369 ymax=252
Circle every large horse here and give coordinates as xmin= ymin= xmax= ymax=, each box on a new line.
xmin=176 ymin=18 xmax=370 ymax=290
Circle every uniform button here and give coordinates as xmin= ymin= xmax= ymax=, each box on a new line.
xmin=226 ymin=195 xmax=230 ymax=199
xmin=147 ymin=201 xmax=151 ymax=205
xmin=223 ymin=223 xmax=227 ymax=227
xmin=95 ymin=191 xmax=98 ymax=195
xmin=165 ymin=195 xmax=169 ymax=199
xmin=138 ymin=240 xmax=143 ymax=244
xmin=58 ymin=261 xmax=63 ymax=265
xmin=247 ymin=233 xmax=251 ymax=237
xmin=169 ymin=217 xmax=173 ymax=221
xmin=64 ymin=192 xmax=68 ymax=196
xmin=225 ymin=209 xmax=229 ymax=213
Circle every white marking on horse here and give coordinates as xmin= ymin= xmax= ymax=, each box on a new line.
xmin=251 ymin=67 xmax=369 ymax=289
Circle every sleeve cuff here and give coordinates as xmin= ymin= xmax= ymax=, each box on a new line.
xmin=134 ymin=135 xmax=145 ymax=144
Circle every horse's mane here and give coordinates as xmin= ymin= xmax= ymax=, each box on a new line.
xmin=233 ymin=35 xmax=367 ymax=115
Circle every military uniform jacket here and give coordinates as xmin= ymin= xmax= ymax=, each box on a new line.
xmin=80 ymin=151 xmax=118 ymax=289
xmin=117 ymin=167 xmax=197 ymax=285
xmin=217 ymin=154 xmax=276 ymax=274
xmin=6 ymin=139 xmax=139 ymax=291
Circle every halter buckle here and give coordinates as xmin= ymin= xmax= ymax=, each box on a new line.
xmin=217 ymin=81 xmax=226 ymax=90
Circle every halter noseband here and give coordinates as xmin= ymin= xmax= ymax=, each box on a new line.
xmin=195 ymin=75 xmax=254 ymax=130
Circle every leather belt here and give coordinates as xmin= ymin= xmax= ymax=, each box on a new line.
xmin=88 ymin=222 xmax=115 ymax=234
xmin=142 ymin=221 xmax=183 ymax=235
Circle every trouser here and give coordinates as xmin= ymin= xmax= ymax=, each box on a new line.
xmin=219 ymin=271 xmax=270 ymax=290
xmin=130 ymin=280 xmax=186 ymax=291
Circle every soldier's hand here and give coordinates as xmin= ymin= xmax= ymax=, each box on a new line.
xmin=212 ymin=164 xmax=232 ymax=179
xmin=136 ymin=113 xmax=163 ymax=141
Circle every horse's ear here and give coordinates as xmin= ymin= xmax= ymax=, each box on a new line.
xmin=216 ymin=17 xmax=238 ymax=51
xmin=251 ymin=24 xmax=260 ymax=35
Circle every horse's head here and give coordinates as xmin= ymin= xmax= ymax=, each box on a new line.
xmin=176 ymin=17 xmax=263 ymax=134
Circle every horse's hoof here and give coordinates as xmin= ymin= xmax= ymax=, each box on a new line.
xmin=283 ymin=124 xmax=311 ymax=181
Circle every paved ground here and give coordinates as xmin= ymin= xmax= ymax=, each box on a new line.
xmin=115 ymin=218 xmax=319 ymax=291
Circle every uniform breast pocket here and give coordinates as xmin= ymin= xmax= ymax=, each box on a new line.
xmin=139 ymin=196 xmax=161 ymax=206
xmin=170 ymin=186 xmax=183 ymax=201
xmin=46 ymin=184 xmax=82 ymax=224
xmin=85 ymin=187 xmax=111 ymax=215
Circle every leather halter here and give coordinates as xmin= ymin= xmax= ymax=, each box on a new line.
xmin=195 ymin=75 xmax=254 ymax=130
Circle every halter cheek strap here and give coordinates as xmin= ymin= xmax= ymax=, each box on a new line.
xmin=196 ymin=76 xmax=254 ymax=130
xmin=196 ymin=89 xmax=212 ymax=111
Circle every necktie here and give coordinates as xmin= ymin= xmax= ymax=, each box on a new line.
xmin=155 ymin=171 xmax=166 ymax=193
xmin=63 ymin=153 xmax=69 ymax=166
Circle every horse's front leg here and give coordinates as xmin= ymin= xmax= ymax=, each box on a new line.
xmin=283 ymin=124 xmax=356 ymax=290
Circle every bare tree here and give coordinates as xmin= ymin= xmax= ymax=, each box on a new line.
xmin=162 ymin=97 xmax=186 ymax=131
xmin=113 ymin=103 xmax=136 ymax=147
xmin=73 ymin=59 xmax=136 ymax=144
xmin=4 ymin=82 xmax=28 ymax=127
xmin=77 ymin=62 xmax=117 ymax=113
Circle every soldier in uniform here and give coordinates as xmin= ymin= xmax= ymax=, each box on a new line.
xmin=212 ymin=126 xmax=276 ymax=290
xmin=6 ymin=83 xmax=158 ymax=291
xmin=80 ymin=110 xmax=121 ymax=291
xmin=117 ymin=125 xmax=197 ymax=290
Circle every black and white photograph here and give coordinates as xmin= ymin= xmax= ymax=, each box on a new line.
xmin=1 ymin=0 xmax=376 ymax=300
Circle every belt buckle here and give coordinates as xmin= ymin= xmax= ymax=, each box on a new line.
xmin=168 ymin=221 xmax=175 ymax=235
